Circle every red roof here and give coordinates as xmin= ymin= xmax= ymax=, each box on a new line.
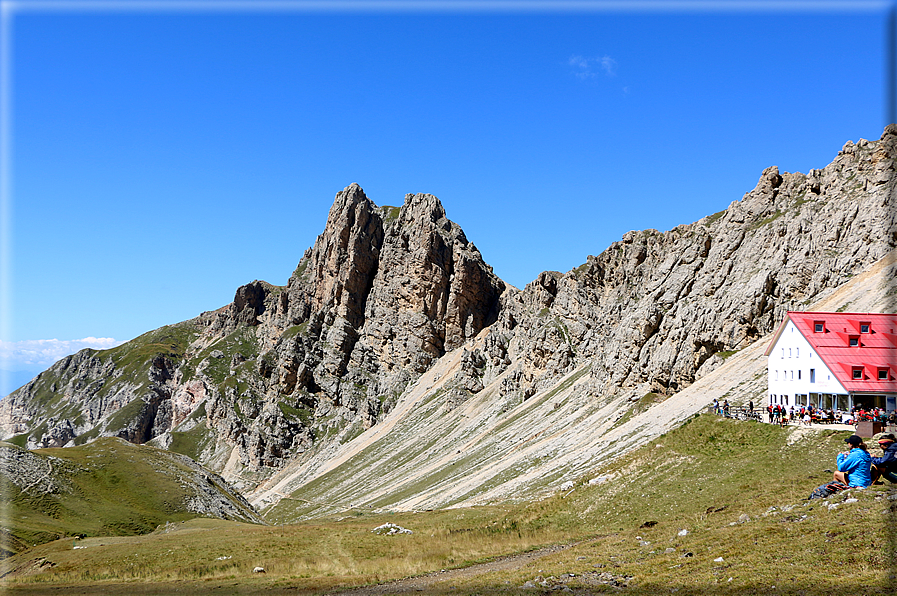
xmin=767 ymin=312 xmax=897 ymax=394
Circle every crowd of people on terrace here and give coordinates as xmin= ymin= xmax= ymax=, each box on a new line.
xmin=709 ymin=398 xmax=897 ymax=431
xmin=764 ymin=404 xmax=897 ymax=427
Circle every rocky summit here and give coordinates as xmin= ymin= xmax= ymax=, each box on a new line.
xmin=1 ymin=126 xmax=895 ymax=505
xmin=1 ymin=184 xmax=506 ymax=488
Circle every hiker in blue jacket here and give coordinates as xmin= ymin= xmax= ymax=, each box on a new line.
xmin=871 ymin=433 xmax=897 ymax=484
xmin=833 ymin=435 xmax=872 ymax=488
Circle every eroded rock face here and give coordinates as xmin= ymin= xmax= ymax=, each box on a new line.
xmin=476 ymin=125 xmax=897 ymax=403
xmin=2 ymin=126 xmax=895 ymax=487
xmin=354 ymin=191 xmax=504 ymax=382
xmin=205 ymin=185 xmax=508 ymax=470
xmin=0 ymin=183 xmax=506 ymax=476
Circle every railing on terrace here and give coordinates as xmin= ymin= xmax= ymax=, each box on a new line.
xmin=706 ymin=404 xmax=762 ymax=422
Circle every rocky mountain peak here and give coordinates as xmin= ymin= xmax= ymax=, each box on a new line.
xmin=201 ymin=183 xmax=505 ymax=469
xmin=354 ymin=189 xmax=504 ymax=379
xmin=301 ymin=182 xmax=383 ymax=327
xmin=2 ymin=127 xmax=894 ymax=498
xmin=400 ymin=191 xmax=447 ymax=224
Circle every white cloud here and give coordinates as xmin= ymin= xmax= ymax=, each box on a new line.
xmin=568 ymin=55 xmax=590 ymax=69
xmin=0 ymin=337 xmax=125 ymax=369
xmin=568 ymin=54 xmax=617 ymax=79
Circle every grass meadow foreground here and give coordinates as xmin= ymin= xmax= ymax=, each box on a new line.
xmin=2 ymin=414 xmax=895 ymax=595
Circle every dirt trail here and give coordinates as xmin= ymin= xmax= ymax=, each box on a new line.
xmin=327 ymin=542 xmax=578 ymax=595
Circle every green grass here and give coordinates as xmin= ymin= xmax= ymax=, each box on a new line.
xmin=609 ymin=391 xmax=665 ymax=431
xmin=185 ymin=326 xmax=259 ymax=388
xmin=282 ymin=322 xmax=309 ymax=341
xmin=704 ymin=209 xmax=726 ymax=226
xmin=28 ymin=373 xmax=67 ymax=409
xmin=101 ymin=322 xmax=198 ymax=373
xmin=168 ymin=423 xmax=215 ymax=462
xmin=750 ymin=209 xmax=784 ymax=229
xmin=791 ymin=189 xmax=811 ymax=209
xmin=292 ymin=257 xmax=309 ymax=279
xmin=72 ymin=426 xmax=101 ymax=446
xmin=380 ymin=205 xmax=401 ymax=221
xmin=541 ymin=365 xmax=589 ymax=402
xmin=102 ymin=397 xmax=149 ymax=435
xmin=3 ymin=415 xmax=894 ymax=595
xmin=1 ymin=438 xmax=256 ymax=559
xmin=277 ymin=401 xmax=313 ymax=425
xmin=6 ymin=432 xmax=30 ymax=448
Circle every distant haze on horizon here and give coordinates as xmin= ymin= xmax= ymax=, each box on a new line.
xmin=2 ymin=1 xmax=893 ymax=394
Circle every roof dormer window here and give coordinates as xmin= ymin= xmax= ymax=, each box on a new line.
xmin=814 ymin=321 xmax=825 ymax=333
xmin=852 ymin=367 xmax=864 ymax=380
xmin=860 ymin=322 xmax=870 ymax=333
xmin=879 ymin=368 xmax=889 ymax=380
xmin=849 ymin=336 xmax=859 ymax=347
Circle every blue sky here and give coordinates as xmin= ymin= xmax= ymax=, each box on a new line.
xmin=1 ymin=0 xmax=894 ymax=394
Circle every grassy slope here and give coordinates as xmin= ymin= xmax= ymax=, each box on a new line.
xmin=1 ymin=438 xmax=256 ymax=557
xmin=3 ymin=322 xmax=201 ymax=449
xmin=2 ymin=415 xmax=894 ymax=595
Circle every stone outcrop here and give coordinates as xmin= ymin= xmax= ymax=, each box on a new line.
xmin=474 ymin=126 xmax=897 ymax=404
xmin=0 ymin=184 xmax=506 ymax=482
xmin=1 ymin=126 xmax=894 ymax=494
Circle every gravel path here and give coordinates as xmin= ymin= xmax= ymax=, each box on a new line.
xmin=326 ymin=542 xmax=578 ymax=595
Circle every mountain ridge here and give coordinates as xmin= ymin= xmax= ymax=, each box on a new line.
xmin=2 ymin=125 xmax=895 ymax=510
xmin=251 ymin=246 xmax=895 ymax=519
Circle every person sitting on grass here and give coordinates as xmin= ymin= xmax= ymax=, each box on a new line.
xmin=833 ymin=435 xmax=872 ymax=489
xmin=871 ymin=433 xmax=897 ymax=484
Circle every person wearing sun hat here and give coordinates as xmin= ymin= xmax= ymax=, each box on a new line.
xmin=870 ymin=433 xmax=897 ymax=484
xmin=832 ymin=435 xmax=872 ymax=488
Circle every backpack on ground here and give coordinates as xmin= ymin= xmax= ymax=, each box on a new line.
xmin=808 ymin=481 xmax=848 ymax=500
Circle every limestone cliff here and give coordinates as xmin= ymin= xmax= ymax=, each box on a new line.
xmin=465 ymin=127 xmax=896 ymax=411
xmin=1 ymin=126 xmax=894 ymax=497
xmin=0 ymin=185 xmax=505 ymax=489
